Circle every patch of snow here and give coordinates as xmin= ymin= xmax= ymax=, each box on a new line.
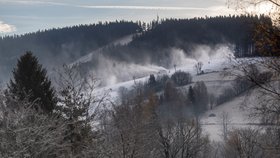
xmin=201 ymin=90 xmax=260 ymax=141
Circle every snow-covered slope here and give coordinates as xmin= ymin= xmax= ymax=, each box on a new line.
xmin=73 ymin=42 xmax=257 ymax=141
xmin=200 ymin=93 xmax=259 ymax=141
xmin=94 ymin=45 xmax=234 ymax=100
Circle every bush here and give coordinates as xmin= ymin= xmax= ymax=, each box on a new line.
xmin=209 ymin=113 xmax=216 ymax=117
xmin=171 ymin=71 xmax=192 ymax=86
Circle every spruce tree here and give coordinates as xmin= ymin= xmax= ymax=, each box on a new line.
xmin=188 ymin=86 xmax=195 ymax=105
xmin=8 ymin=52 xmax=56 ymax=113
xmin=193 ymin=81 xmax=209 ymax=113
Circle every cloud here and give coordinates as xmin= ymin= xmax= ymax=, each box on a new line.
xmin=0 ymin=0 xmax=68 ymax=6
xmin=0 ymin=0 xmax=223 ymax=11
xmin=0 ymin=21 xmax=16 ymax=33
xmin=78 ymin=5 xmax=210 ymax=11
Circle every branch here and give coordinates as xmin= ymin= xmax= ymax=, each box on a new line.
xmin=268 ymin=0 xmax=280 ymax=7
xmin=249 ymin=0 xmax=280 ymax=7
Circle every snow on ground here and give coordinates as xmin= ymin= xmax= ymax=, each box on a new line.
xmin=93 ymin=46 xmax=235 ymax=104
xmin=93 ymin=60 xmax=168 ymax=86
xmin=201 ymin=96 xmax=250 ymax=141
xmin=201 ymin=87 xmax=261 ymax=141
xmin=94 ymin=52 xmax=231 ymax=101
xmin=87 ymin=44 xmax=261 ymax=141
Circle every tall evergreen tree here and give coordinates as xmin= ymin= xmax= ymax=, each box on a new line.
xmin=193 ymin=81 xmax=209 ymax=114
xmin=8 ymin=52 xmax=56 ymax=113
xmin=188 ymin=86 xmax=195 ymax=105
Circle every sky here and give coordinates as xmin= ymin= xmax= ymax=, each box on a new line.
xmin=0 ymin=0 xmax=236 ymax=36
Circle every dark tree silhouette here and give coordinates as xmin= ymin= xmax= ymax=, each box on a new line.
xmin=171 ymin=71 xmax=192 ymax=86
xmin=188 ymin=86 xmax=195 ymax=105
xmin=101 ymin=15 xmax=273 ymax=68
xmin=8 ymin=52 xmax=57 ymax=113
xmin=189 ymin=82 xmax=209 ymax=115
xmin=148 ymin=74 xmax=156 ymax=88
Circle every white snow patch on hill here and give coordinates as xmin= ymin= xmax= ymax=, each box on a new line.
xmin=93 ymin=44 xmax=235 ymax=98
xmin=82 ymin=43 xmax=262 ymax=141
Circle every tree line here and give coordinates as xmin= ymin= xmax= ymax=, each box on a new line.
xmin=0 ymin=15 xmax=276 ymax=82
xmin=101 ymin=15 xmax=274 ymax=67
xmin=0 ymin=21 xmax=141 ymax=82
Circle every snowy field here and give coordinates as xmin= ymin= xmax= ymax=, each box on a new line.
xmin=73 ymin=36 xmax=258 ymax=141
xmin=201 ymin=93 xmax=259 ymax=141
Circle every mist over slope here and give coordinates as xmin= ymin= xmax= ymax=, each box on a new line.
xmin=0 ymin=15 xmax=272 ymax=84
xmin=92 ymin=44 xmax=235 ymax=102
xmin=100 ymin=15 xmax=272 ymax=64
xmin=79 ymin=44 xmax=234 ymax=86
xmin=90 ymin=48 xmax=259 ymax=141
xmin=72 ymin=15 xmax=271 ymax=86
xmin=0 ymin=21 xmax=141 ymax=82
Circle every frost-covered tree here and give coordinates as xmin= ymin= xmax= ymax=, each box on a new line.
xmin=0 ymin=92 xmax=69 ymax=158
xmin=55 ymin=64 xmax=108 ymax=157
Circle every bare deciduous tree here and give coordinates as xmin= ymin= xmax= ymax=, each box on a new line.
xmin=156 ymin=118 xmax=209 ymax=158
xmin=194 ymin=62 xmax=203 ymax=75
xmin=224 ymin=128 xmax=263 ymax=158
xmin=227 ymin=0 xmax=280 ymax=12
xmin=101 ymin=86 xmax=157 ymax=158
xmin=220 ymin=111 xmax=231 ymax=141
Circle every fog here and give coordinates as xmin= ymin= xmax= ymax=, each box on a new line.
xmin=93 ymin=55 xmax=168 ymax=86
xmin=87 ymin=44 xmax=235 ymax=87
xmin=0 ymin=40 xmax=234 ymax=88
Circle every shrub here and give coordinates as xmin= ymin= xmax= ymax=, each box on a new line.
xmin=171 ymin=71 xmax=192 ymax=86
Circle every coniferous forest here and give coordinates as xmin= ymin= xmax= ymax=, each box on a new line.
xmin=0 ymin=15 xmax=274 ymax=82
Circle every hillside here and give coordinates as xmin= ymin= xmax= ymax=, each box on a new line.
xmin=91 ymin=48 xmax=261 ymax=141
xmin=70 ymin=15 xmax=274 ymax=88
xmin=0 ymin=21 xmax=141 ymax=82
xmin=0 ymin=15 xmax=273 ymax=84
xmin=100 ymin=15 xmax=272 ymax=67
xmin=1 ymin=0 xmax=280 ymax=156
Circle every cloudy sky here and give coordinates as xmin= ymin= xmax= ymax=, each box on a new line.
xmin=0 ymin=0 xmax=235 ymax=35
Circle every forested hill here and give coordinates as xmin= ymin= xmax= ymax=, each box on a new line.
xmin=0 ymin=15 xmax=273 ymax=82
xmin=0 ymin=21 xmax=141 ymax=81
xmin=102 ymin=15 xmax=272 ymax=65
xmin=0 ymin=21 xmax=140 ymax=60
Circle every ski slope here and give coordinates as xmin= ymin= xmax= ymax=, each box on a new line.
xmin=94 ymin=47 xmax=233 ymax=100
xmin=72 ymin=41 xmax=258 ymax=141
